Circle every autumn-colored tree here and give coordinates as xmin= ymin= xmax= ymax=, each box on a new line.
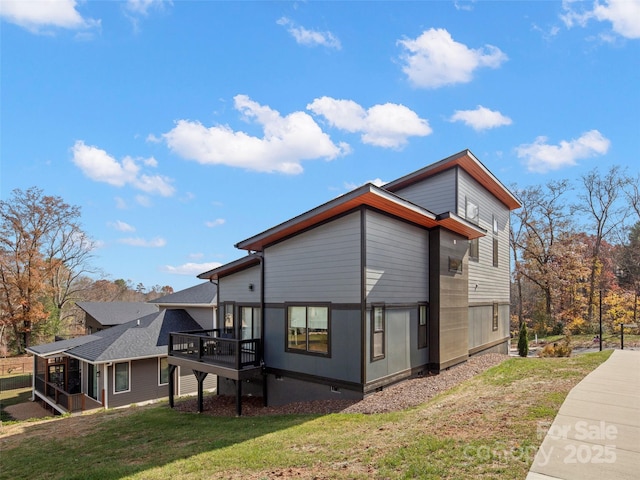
xmin=511 ymin=180 xmax=574 ymax=330
xmin=0 ymin=187 xmax=94 ymax=352
xmin=575 ymin=166 xmax=631 ymax=325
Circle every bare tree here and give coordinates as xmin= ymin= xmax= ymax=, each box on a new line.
xmin=0 ymin=187 xmax=95 ymax=352
xmin=575 ymin=166 xmax=631 ymax=323
xmin=511 ymin=180 xmax=574 ymax=331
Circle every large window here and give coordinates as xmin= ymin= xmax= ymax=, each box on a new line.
xmin=114 ymin=362 xmax=130 ymax=393
xmin=418 ymin=304 xmax=429 ymax=349
xmin=159 ymin=357 xmax=169 ymax=386
xmin=371 ymin=305 xmax=385 ymax=360
xmin=287 ymin=305 xmax=329 ymax=355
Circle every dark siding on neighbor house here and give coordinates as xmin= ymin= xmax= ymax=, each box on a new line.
xmin=107 ymin=358 xmax=168 ymax=408
xmin=178 ymin=366 xmax=216 ymax=396
xmin=264 ymin=211 xmax=361 ymax=304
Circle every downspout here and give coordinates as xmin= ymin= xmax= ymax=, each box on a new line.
xmin=103 ymin=363 xmax=109 ymax=409
xmin=260 ymin=254 xmax=267 ymax=405
xmin=31 ymin=354 xmax=36 ymax=401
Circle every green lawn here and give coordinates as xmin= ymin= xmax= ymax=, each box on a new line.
xmin=0 ymin=350 xmax=613 ymax=480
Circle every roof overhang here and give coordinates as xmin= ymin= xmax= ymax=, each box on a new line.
xmin=233 ymin=183 xmax=485 ymax=253
xmin=384 ymin=149 xmax=522 ymax=211
xmin=197 ymin=252 xmax=262 ymax=280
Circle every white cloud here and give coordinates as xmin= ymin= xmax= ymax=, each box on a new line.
xmin=0 ymin=0 xmax=100 ymax=34
xmin=119 ymin=236 xmax=166 ymax=247
xmin=561 ymin=0 xmax=640 ymax=39
xmin=71 ymin=141 xmax=175 ymax=196
xmin=161 ymin=261 xmax=222 ymax=276
xmin=398 ymin=28 xmax=507 ymax=89
xmin=277 ymin=17 xmax=341 ymax=49
xmin=516 ymin=130 xmax=611 ymax=173
xmin=307 ymin=97 xmax=431 ymax=148
xmin=205 ymin=218 xmax=226 ymax=228
xmin=449 ymin=105 xmax=513 ymax=131
xmin=163 ymin=95 xmax=348 ymax=174
xmin=125 ymin=0 xmax=169 ymax=15
xmin=108 ymin=220 xmax=136 ymax=232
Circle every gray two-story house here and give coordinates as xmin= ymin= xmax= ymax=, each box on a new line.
xmin=167 ymin=150 xmax=521 ymax=415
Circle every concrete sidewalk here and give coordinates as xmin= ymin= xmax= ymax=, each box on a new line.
xmin=527 ymin=349 xmax=640 ymax=480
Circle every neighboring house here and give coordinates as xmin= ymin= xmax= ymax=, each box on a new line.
xmin=167 ymin=150 xmax=521 ymax=415
xmin=26 ymin=282 xmax=217 ymax=414
xmin=77 ymin=301 xmax=159 ymax=333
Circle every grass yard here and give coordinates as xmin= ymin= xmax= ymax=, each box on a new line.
xmin=0 ymin=350 xmax=612 ymax=480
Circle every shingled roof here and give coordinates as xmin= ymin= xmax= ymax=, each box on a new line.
xmin=76 ymin=301 xmax=159 ymax=327
xmin=27 ymin=309 xmax=201 ymax=363
xmin=148 ymin=281 xmax=217 ymax=305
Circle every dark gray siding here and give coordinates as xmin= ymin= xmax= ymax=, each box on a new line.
xmin=178 ymin=366 xmax=216 ymax=396
xmin=219 ymin=265 xmax=261 ymax=305
xmin=390 ymin=168 xmax=457 ymax=214
xmin=265 ymin=374 xmax=363 ymax=406
xmin=263 ymin=306 xmax=361 ymax=384
xmin=365 ymin=210 xmax=429 ymax=304
xmin=264 ymin=211 xmax=361 ymax=304
xmin=107 ymin=358 xmax=168 ymax=408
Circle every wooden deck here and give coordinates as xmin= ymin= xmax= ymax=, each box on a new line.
xmin=34 ymin=376 xmax=102 ymax=414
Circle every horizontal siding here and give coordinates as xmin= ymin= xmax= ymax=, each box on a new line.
xmin=458 ymin=169 xmax=511 ymax=303
xmin=107 ymin=358 xmax=168 ymax=408
xmin=264 ymin=211 xmax=361 ymax=304
xmin=390 ymin=168 xmax=457 ymax=214
xmin=468 ymin=304 xmax=509 ymax=350
xmin=219 ymin=265 xmax=261 ymax=304
xmin=178 ymin=367 xmax=216 ymax=396
xmin=365 ymin=210 xmax=429 ymax=303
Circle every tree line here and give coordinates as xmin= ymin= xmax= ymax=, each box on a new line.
xmin=510 ymin=165 xmax=640 ymax=338
xmin=0 ymin=187 xmax=173 ymax=355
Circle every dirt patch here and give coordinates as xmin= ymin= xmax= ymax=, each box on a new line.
xmin=3 ymin=401 xmax=52 ymax=421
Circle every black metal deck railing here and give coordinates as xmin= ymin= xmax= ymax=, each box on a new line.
xmin=169 ymin=329 xmax=261 ymax=370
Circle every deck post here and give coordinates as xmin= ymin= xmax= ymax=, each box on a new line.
xmin=236 ymin=379 xmax=242 ymax=417
xmin=194 ymin=370 xmax=208 ymax=413
xmin=168 ymin=365 xmax=177 ymax=408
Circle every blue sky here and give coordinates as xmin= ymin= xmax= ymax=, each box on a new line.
xmin=2 ymin=0 xmax=639 ymax=292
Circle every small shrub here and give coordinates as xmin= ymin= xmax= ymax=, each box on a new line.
xmin=518 ymin=323 xmax=529 ymax=357
xmin=538 ymin=336 xmax=572 ymax=357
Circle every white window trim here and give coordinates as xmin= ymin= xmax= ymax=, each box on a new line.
xmin=158 ymin=357 xmax=169 ymax=386
xmin=113 ymin=361 xmax=131 ymax=394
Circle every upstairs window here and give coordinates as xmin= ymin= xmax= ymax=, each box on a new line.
xmin=465 ymin=197 xmax=479 ymax=225
xmin=372 ymin=305 xmax=385 ymax=360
